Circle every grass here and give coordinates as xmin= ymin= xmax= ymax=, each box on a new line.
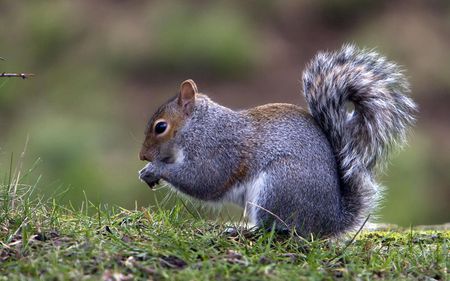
xmin=0 ymin=160 xmax=448 ymax=280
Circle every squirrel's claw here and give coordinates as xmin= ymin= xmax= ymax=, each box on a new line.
xmin=145 ymin=178 xmax=160 ymax=189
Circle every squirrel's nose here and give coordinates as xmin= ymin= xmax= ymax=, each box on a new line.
xmin=139 ymin=148 xmax=155 ymax=162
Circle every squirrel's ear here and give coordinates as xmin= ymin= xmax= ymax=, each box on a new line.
xmin=178 ymin=79 xmax=198 ymax=115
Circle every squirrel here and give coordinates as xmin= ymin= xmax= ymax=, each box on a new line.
xmin=138 ymin=45 xmax=417 ymax=237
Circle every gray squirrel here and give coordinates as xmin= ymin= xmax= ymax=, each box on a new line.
xmin=139 ymin=45 xmax=417 ymax=237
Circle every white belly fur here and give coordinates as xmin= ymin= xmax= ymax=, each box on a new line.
xmin=222 ymin=172 xmax=267 ymax=224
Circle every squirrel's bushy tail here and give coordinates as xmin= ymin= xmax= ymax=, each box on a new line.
xmin=302 ymin=44 xmax=417 ymax=231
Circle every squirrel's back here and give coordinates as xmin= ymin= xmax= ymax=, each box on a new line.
xmin=244 ymin=103 xmax=336 ymax=171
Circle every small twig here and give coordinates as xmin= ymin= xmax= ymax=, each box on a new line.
xmin=245 ymin=201 xmax=312 ymax=243
xmin=328 ymin=214 xmax=371 ymax=263
xmin=0 ymin=73 xmax=35 ymax=79
xmin=246 ymin=201 xmax=291 ymax=230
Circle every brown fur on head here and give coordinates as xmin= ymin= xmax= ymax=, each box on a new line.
xmin=139 ymin=79 xmax=197 ymax=162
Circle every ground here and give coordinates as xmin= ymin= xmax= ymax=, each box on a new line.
xmin=0 ymin=198 xmax=448 ymax=281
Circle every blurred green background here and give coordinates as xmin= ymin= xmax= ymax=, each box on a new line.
xmin=1 ymin=0 xmax=449 ymax=226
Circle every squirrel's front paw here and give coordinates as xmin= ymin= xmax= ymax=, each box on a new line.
xmin=139 ymin=164 xmax=161 ymax=189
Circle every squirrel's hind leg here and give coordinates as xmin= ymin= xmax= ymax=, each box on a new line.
xmin=248 ymin=157 xmax=343 ymax=237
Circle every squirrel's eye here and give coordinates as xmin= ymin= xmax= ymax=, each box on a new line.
xmin=154 ymin=121 xmax=168 ymax=135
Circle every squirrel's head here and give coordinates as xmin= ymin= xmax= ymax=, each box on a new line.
xmin=139 ymin=79 xmax=198 ymax=163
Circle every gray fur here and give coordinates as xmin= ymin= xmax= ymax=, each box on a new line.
xmin=139 ymin=45 xmax=417 ymax=237
xmin=302 ymin=44 xmax=417 ymax=233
